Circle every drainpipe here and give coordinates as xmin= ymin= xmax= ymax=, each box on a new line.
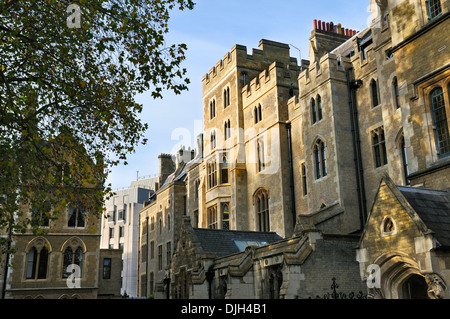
xmin=145 ymin=216 xmax=149 ymax=297
xmin=286 ymin=122 xmax=297 ymax=231
xmin=345 ymin=68 xmax=368 ymax=230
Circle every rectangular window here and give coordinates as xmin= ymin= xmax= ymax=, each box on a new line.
xmin=208 ymin=205 xmax=218 ymax=229
xmin=103 ymin=258 xmax=111 ymax=279
xmin=150 ymin=241 xmax=155 ymax=259
xmin=68 ymin=206 xmax=85 ymax=228
xmin=372 ymin=127 xmax=388 ymax=167
xmin=158 ymin=245 xmax=163 ymax=271
xmin=149 ymin=272 xmax=154 ymax=296
xmin=427 ymin=0 xmax=442 ymax=20
xmin=207 ymin=161 xmax=217 ymax=189
xmin=166 ymin=242 xmax=172 ymax=265
xmin=301 ymin=163 xmax=307 ymax=196
xmin=141 ymin=243 xmax=147 ymax=263
xmin=193 ymin=210 xmax=199 ymax=228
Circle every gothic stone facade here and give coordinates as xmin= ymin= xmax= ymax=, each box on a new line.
xmin=139 ymin=0 xmax=450 ymax=299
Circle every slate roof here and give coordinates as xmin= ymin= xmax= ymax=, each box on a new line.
xmin=192 ymin=228 xmax=283 ymax=257
xmin=398 ymin=186 xmax=450 ymax=247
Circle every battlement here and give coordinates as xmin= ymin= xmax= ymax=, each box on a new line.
xmin=242 ymin=60 xmax=299 ymax=101
xmin=202 ymin=39 xmax=294 ymax=87
xmin=202 ymin=44 xmax=246 ymax=84
xmin=298 ymin=52 xmax=350 ymax=95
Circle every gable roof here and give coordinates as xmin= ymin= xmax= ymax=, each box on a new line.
xmin=358 ymin=174 xmax=450 ymax=249
xmin=397 ymin=186 xmax=450 ymax=247
xmin=192 ymin=228 xmax=283 ymax=258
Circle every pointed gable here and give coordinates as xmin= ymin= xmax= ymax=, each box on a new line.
xmin=358 ymin=175 xmax=429 ymax=254
xmin=358 ymin=174 xmax=450 ymax=254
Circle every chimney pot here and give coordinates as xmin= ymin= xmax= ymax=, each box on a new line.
xmin=314 ymin=19 xmax=318 ymax=30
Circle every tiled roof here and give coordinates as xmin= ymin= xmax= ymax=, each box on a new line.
xmin=398 ymin=186 xmax=450 ymax=247
xmin=192 ymin=228 xmax=283 ymax=257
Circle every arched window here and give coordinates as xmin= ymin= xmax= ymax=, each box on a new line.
xmin=382 ymin=217 xmax=396 ymax=234
xmin=371 ymin=79 xmax=379 ymax=107
xmin=26 ymin=246 xmax=49 ymax=280
xmin=427 ymin=0 xmax=442 ymax=20
xmin=221 ymin=154 xmax=228 ymax=184
xmin=314 ymin=139 xmax=327 ymax=179
xmin=430 ymin=87 xmax=450 ymax=158
xmin=317 ymin=95 xmax=323 ymax=121
xmin=254 ymin=189 xmax=269 ymax=232
xmin=222 ymin=203 xmax=230 ymax=230
xmin=224 ymin=119 xmax=231 ymax=140
xmin=62 ymin=246 xmax=83 ymax=278
xmin=210 ymin=99 xmax=216 ymax=119
xmin=210 ymin=130 xmax=216 ymax=149
xmin=254 ymin=104 xmax=262 ymax=123
xmin=393 ymin=77 xmax=400 ymax=109
xmin=311 ymin=98 xmax=317 ymax=124
xmin=224 ymin=87 xmax=230 ymax=108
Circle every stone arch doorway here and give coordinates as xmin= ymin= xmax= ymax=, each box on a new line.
xmin=400 ymin=274 xmax=428 ymax=299
xmin=372 ymin=252 xmax=423 ymax=299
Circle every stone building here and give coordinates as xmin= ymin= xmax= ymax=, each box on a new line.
xmin=138 ymin=146 xmax=198 ymax=298
xmin=139 ymin=0 xmax=450 ymax=299
xmin=357 ymin=174 xmax=450 ymax=299
xmin=1 ymin=138 xmax=107 ymax=299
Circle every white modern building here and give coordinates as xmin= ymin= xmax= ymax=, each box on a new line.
xmin=101 ymin=180 xmax=155 ymax=297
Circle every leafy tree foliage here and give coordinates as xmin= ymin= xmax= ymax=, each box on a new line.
xmin=0 ymin=0 xmax=194 ymax=251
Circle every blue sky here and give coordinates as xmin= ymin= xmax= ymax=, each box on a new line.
xmin=107 ymin=0 xmax=372 ymax=190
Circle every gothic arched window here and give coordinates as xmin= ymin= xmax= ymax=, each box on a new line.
xmin=62 ymin=246 xmax=83 ymax=278
xmin=224 ymin=87 xmax=230 ymax=108
xmin=221 ymin=154 xmax=228 ymax=184
xmin=26 ymin=246 xmax=49 ymax=280
xmin=317 ymin=95 xmax=323 ymax=121
xmin=254 ymin=189 xmax=270 ymax=232
xmin=311 ymin=98 xmax=317 ymax=124
xmin=314 ymin=139 xmax=327 ymax=179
